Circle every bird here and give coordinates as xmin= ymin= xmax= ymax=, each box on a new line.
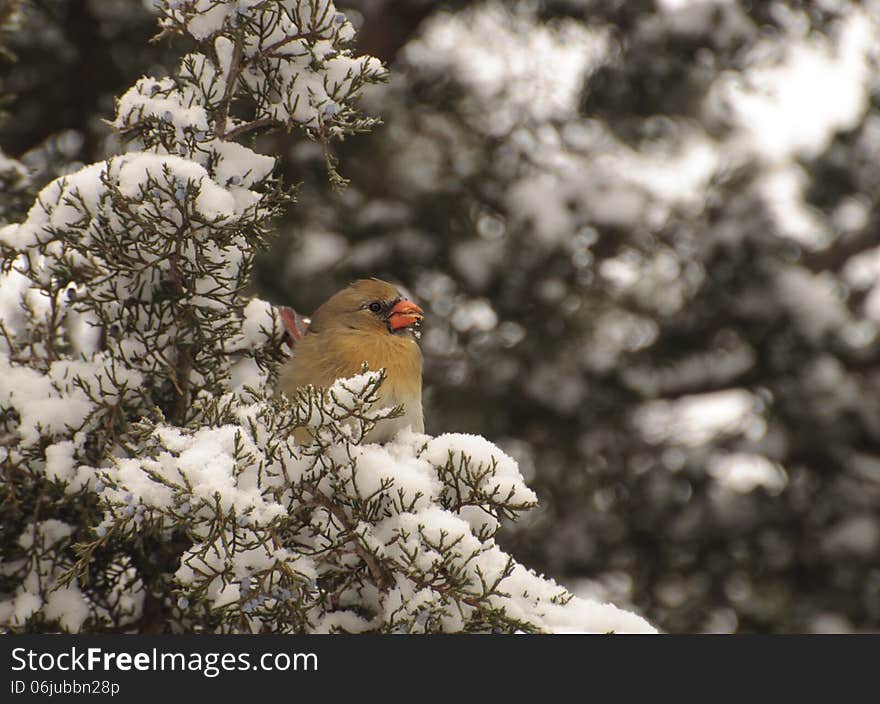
xmin=275 ymin=278 xmax=425 ymax=444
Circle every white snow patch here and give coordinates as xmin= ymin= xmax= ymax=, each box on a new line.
xmin=720 ymin=10 xmax=876 ymax=164
xmin=708 ymin=453 xmax=788 ymax=494
xmin=635 ymin=389 xmax=766 ymax=446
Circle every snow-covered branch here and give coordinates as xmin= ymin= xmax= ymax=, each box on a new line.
xmin=0 ymin=0 xmax=654 ymax=635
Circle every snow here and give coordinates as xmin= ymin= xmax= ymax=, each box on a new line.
xmin=457 ymin=505 xmax=500 ymax=537
xmin=228 ymin=357 xmax=264 ymax=391
xmin=211 ymin=582 xmax=241 ymax=609
xmin=111 ymin=424 xmax=288 ymax=523
xmin=65 ymin=305 xmax=102 ymax=357
xmin=0 ymin=0 xmax=657 ymax=636
xmin=115 ymin=76 xmax=210 ymax=135
xmin=775 ymin=266 xmax=853 ymax=341
xmin=0 ymin=161 xmax=107 ymax=254
xmin=720 ymin=10 xmax=875 ymax=164
xmin=450 ymin=239 xmax=503 ymax=290
xmin=44 ymin=587 xmax=90 ymax=632
xmin=1 ymin=518 xmax=90 ymax=629
xmin=399 ymin=0 xmax=880 ymax=282
xmin=211 ymin=141 xmax=275 ymax=188
xmin=375 ymin=506 xmax=479 ymax=573
xmin=216 ymin=2 xmax=385 ymax=130
xmin=712 ymin=9 xmax=879 ymax=250
xmin=44 ymin=441 xmax=77 ymax=484
xmin=176 ymin=431 xmax=244 ymax=499
xmin=635 ymin=389 xmax=766 ymax=446
xmin=21 ymin=519 xmax=74 ymax=549
xmin=1 ymin=333 xmax=656 ymax=635
xmin=810 ymin=613 xmax=854 ymax=634
xmin=0 ymin=265 xmax=37 ymax=345
xmin=326 ymin=371 xmax=380 ymax=411
xmin=0 ymin=358 xmax=94 ymax=448
xmin=451 ymin=299 xmax=498 ymax=333
xmin=285 ymin=229 xmax=349 ymax=276
xmin=127 ymin=1 xmax=384 ymax=183
xmin=176 ymin=0 xmax=232 ymax=40
xmin=498 ymin=564 xmax=656 ymax=634
xmin=658 ymin=0 xmax=732 ymax=11
xmin=506 ymin=127 xmax=720 ymax=246
xmin=833 ymin=196 xmax=870 ymax=233
xmin=98 ymin=376 xmax=651 ymax=633
xmin=422 ymin=433 xmax=538 ymax=507
xmin=10 ymin=592 xmax=42 ymax=624
xmin=844 ymin=246 xmax=880 ymax=325
xmin=821 ymin=515 xmax=880 ymax=557
xmin=312 ymin=611 xmax=373 ymax=634
xmin=756 ymin=167 xmax=829 ymax=249
xmin=841 ymin=250 xmax=880 ymax=325
xmin=350 ymin=442 xmax=439 ymax=510
xmin=228 ymin=298 xmax=278 ymax=352
xmin=0 ymin=146 xmax=29 ymax=190
xmin=405 ymin=3 xmax=608 ymax=130
xmin=708 ymin=453 xmax=788 ymax=494
xmin=214 ymin=34 xmax=235 ymax=84
xmin=599 ymin=248 xmax=695 ymax=317
xmin=114 ymin=153 xmax=237 ymax=220
xmin=369 ymin=504 xmax=657 ymax=633
xmin=541 ymin=597 xmax=656 ymax=634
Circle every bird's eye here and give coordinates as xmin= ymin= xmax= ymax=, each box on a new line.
xmin=368 ymin=301 xmax=383 ymax=313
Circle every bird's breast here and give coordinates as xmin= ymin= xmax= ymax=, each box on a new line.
xmin=366 ymin=382 xmax=424 ymax=444
xmin=278 ymin=329 xmax=424 ymax=444
xmin=364 ymin=335 xmax=424 ymax=442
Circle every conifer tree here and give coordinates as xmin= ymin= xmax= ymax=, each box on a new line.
xmin=256 ymin=0 xmax=880 ymax=633
xmin=0 ymin=0 xmax=653 ymax=634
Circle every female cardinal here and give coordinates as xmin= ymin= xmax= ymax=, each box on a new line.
xmin=275 ymin=278 xmax=425 ymax=444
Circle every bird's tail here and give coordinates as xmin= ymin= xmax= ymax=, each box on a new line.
xmin=278 ymin=306 xmax=311 ymax=350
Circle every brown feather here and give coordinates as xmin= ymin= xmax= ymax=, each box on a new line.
xmin=276 ymin=279 xmax=424 ymax=443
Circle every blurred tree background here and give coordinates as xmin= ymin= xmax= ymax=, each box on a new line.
xmin=3 ymin=0 xmax=880 ymax=633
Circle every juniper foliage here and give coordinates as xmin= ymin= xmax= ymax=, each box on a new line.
xmin=0 ymin=0 xmax=652 ymax=635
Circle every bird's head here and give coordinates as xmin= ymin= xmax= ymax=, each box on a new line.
xmin=308 ymin=279 xmax=424 ymax=338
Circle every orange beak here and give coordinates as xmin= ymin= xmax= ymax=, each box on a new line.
xmin=387 ymin=298 xmax=424 ymax=331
